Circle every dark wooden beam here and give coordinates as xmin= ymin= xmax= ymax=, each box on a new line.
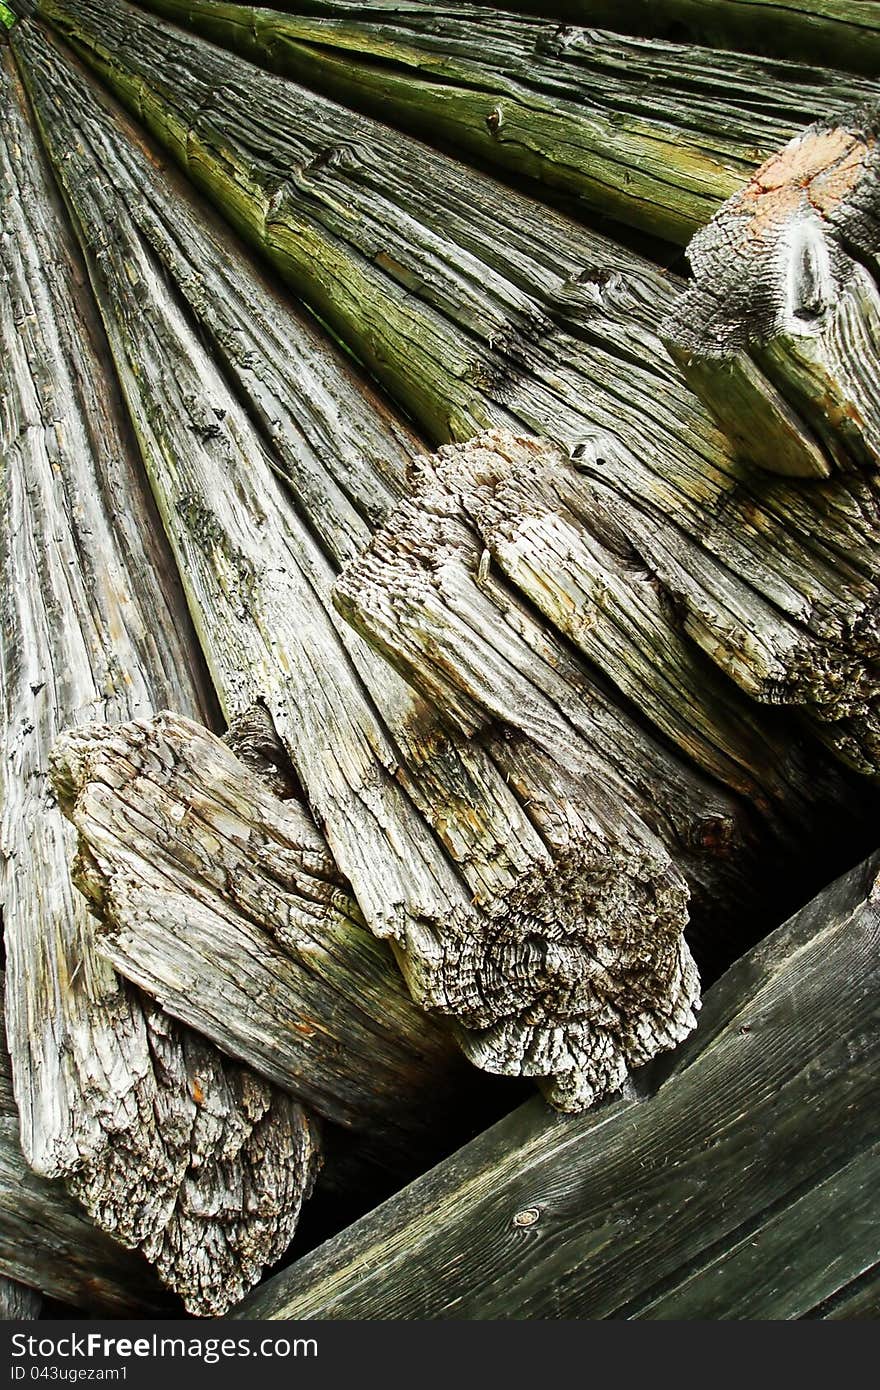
xmin=234 ymin=850 xmax=880 ymax=1319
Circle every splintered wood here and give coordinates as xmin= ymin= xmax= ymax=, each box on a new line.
xmin=0 ymin=44 xmax=317 ymax=1316
xmin=667 ymin=112 xmax=880 ymax=478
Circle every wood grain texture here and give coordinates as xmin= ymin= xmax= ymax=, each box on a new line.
xmin=37 ymin=0 xmax=880 ymax=776
xmin=0 ymin=1279 xmax=41 ymax=1321
xmin=0 ymin=44 xmax=319 ymax=1315
xmin=234 ymin=850 xmax=880 ymax=1320
xmin=50 ymin=709 xmax=465 ymax=1167
xmin=440 ymin=0 xmax=880 ymax=78
xmin=0 ymin=974 xmax=174 ymax=1317
xmin=667 ymin=111 xmax=880 ymax=477
xmin=135 ymin=0 xmax=878 ymax=243
xmin=15 ymin=24 xmax=712 ymax=1111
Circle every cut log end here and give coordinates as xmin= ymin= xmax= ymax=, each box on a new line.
xmin=66 ymin=1004 xmax=320 ymax=1318
xmin=666 ymin=109 xmax=880 ymax=478
xmin=450 ymin=845 xmax=698 ymax=1112
xmin=335 ymin=444 xmax=701 ymax=1109
xmin=47 ymin=721 xmax=323 ymax=1318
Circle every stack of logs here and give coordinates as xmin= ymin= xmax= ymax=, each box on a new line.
xmin=0 ymin=0 xmax=878 ymax=1317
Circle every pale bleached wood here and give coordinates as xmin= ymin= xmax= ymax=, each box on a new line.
xmin=50 ymin=709 xmax=467 ymax=1170
xmin=0 ymin=45 xmax=318 ymax=1315
xmin=234 ymin=849 xmax=880 ymax=1320
xmin=36 ymin=0 xmax=880 ymax=774
xmin=15 ymin=26 xmax=710 ymax=1113
xmin=0 ymin=973 xmax=174 ymax=1316
xmin=135 ymin=0 xmax=878 ymax=243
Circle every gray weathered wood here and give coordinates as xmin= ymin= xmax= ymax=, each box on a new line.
xmin=444 ymin=0 xmax=880 ymax=78
xmin=234 ymin=849 xmax=880 ymax=1320
xmin=38 ymin=0 xmax=880 ymax=773
xmin=15 ymin=25 xmax=714 ymax=1112
xmin=50 ymin=709 xmax=466 ymax=1170
xmin=0 ymin=974 xmax=174 ymax=1316
xmin=337 ymin=429 xmax=864 ymax=837
xmin=667 ymin=111 xmax=880 ymax=478
xmin=135 ymin=0 xmax=878 ymax=244
xmin=0 ymin=1279 xmax=41 ymax=1321
xmin=0 ymin=43 xmax=318 ymax=1315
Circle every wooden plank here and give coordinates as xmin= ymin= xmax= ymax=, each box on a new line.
xmin=233 ymin=850 xmax=880 ymax=1319
xmin=36 ymin=0 xmax=880 ymax=773
xmin=134 ymin=0 xmax=877 ymax=245
xmin=0 ymin=43 xmax=318 ymax=1315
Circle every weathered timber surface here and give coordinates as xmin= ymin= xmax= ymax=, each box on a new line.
xmin=50 ymin=710 xmax=466 ymax=1165
xmin=447 ymin=0 xmax=880 ymax=78
xmin=38 ymin=0 xmax=880 ymax=773
xmin=0 ymin=976 xmax=174 ymax=1316
xmin=0 ymin=1280 xmax=41 ymax=1321
xmin=134 ymin=0 xmax=878 ymax=246
xmin=234 ymin=850 xmax=880 ymax=1320
xmin=17 ymin=26 xmax=702 ymax=1112
xmin=667 ymin=111 xmax=880 ymax=477
xmin=0 ymin=45 xmax=319 ymax=1315
xmin=336 ymin=429 xmax=863 ymax=840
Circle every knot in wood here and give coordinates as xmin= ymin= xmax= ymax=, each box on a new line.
xmin=513 ymin=1207 xmax=540 ymax=1228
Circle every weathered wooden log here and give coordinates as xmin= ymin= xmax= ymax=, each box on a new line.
xmin=17 ymin=25 xmax=704 ymax=1113
xmin=0 ymin=44 xmax=319 ymax=1315
xmin=234 ymin=848 xmax=880 ymax=1320
xmin=666 ymin=110 xmax=880 ymax=478
xmin=444 ymin=0 xmax=880 ymax=78
xmin=0 ymin=1280 xmax=41 ymax=1321
xmin=38 ymin=0 xmax=880 ymax=771
xmin=135 ymin=0 xmax=878 ymax=245
xmin=337 ymin=429 xmax=861 ymax=828
xmin=49 ymin=709 xmax=468 ymax=1168
xmin=0 ymin=974 xmax=175 ymax=1316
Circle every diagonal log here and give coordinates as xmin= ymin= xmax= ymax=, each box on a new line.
xmin=36 ymin=0 xmax=880 ymax=773
xmin=15 ymin=23 xmax=710 ymax=1112
xmin=49 ymin=709 xmax=468 ymax=1173
xmin=0 ymin=1280 xmax=41 ymax=1320
xmin=0 ymin=43 xmax=319 ymax=1315
xmin=0 ymin=973 xmax=176 ymax=1316
xmin=135 ymin=0 xmax=879 ymax=244
xmin=666 ymin=109 xmax=880 ymax=478
xmin=439 ymin=0 xmax=880 ymax=78
xmin=234 ymin=848 xmax=880 ymax=1321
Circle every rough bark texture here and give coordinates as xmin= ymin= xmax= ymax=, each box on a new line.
xmin=136 ymin=0 xmax=878 ymax=244
xmin=37 ymin=0 xmax=880 ymax=780
xmin=50 ymin=710 xmax=465 ymax=1165
xmin=0 ymin=1279 xmax=41 ymax=1320
xmin=0 ymin=975 xmax=174 ymax=1317
xmin=667 ymin=110 xmax=880 ymax=477
xmin=0 ymin=42 xmax=319 ymax=1315
xmin=444 ymin=0 xmax=880 ymax=78
xmin=14 ymin=23 xmax=710 ymax=1112
xmin=235 ymin=849 xmax=880 ymax=1320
